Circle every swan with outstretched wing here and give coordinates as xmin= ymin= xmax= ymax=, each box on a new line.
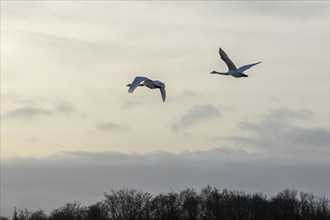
xmin=127 ymin=76 xmax=166 ymax=102
xmin=211 ymin=47 xmax=261 ymax=78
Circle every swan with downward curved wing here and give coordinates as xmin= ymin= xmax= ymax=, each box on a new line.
xmin=127 ymin=76 xmax=166 ymax=102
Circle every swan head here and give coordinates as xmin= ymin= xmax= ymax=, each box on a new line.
xmin=210 ymin=71 xmax=218 ymax=74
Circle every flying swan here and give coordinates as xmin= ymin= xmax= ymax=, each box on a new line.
xmin=211 ymin=47 xmax=261 ymax=78
xmin=127 ymin=76 xmax=166 ymax=102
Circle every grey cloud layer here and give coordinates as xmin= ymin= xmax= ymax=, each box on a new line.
xmin=2 ymin=147 xmax=328 ymax=217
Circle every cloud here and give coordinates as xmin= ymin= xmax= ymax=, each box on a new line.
xmin=171 ymin=104 xmax=221 ymax=131
xmin=1 ymin=147 xmax=328 ymax=217
xmin=229 ymin=1 xmax=328 ymax=19
xmin=228 ymin=108 xmax=329 ymax=156
xmin=54 ymin=101 xmax=76 ymax=115
xmin=238 ymin=108 xmax=314 ymax=133
xmin=97 ymin=122 xmax=129 ymax=132
xmin=3 ymin=101 xmax=76 ymax=120
xmin=3 ymin=106 xmax=52 ymax=119
xmin=120 ymin=100 xmax=144 ymax=109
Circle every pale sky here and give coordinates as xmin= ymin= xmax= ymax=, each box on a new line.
xmin=1 ymin=1 xmax=329 ymax=217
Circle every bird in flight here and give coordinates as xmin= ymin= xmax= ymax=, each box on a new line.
xmin=127 ymin=76 xmax=166 ymax=102
xmin=211 ymin=47 xmax=261 ymax=78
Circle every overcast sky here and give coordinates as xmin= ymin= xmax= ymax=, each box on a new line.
xmin=1 ymin=1 xmax=329 ymax=217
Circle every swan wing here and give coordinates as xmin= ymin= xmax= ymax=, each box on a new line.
xmin=219 ymin=48 xmax=237 ymax=71
xmin=128 ymin=76 xmax=149 ymax=93
xmin=160 ymin=87 xmax=166 ymax=102
xmin=238 ymin=62 xmax=262 ymax=73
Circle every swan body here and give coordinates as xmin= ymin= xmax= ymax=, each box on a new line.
xmin=211 ymin=47 xmax=261 ymax=78
xmin=127 ymin=76 xmax=166 ymax=102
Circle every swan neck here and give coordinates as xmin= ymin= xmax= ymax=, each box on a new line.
xmin=212 ymin=71 xmax=229 ymax=75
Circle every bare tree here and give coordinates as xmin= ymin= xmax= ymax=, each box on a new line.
xmin=86 ymin=202 xmax=108 ymax=220
xmin=104 ymin=188 xmax=152 ymax=220
xmin=179 ymin=188 xmax=200 ymax=220
xmin=151 ymin=191 xmax=181 ymax=220
xmin=249 ymin=193 xmax=270 ymax=220
xmin=13 ymin=208 xmax=29 ymax=220
xmin=270 ymin=189 xmax=300 ymax=220
xmin=5 ymin=187 xmax=330 ymax=220
xmin=48 ymin=201 xmax=87 ymax=220
xmin=200 ymin=185 xmax=223 ymax=220
xmin=28 ymin=209 xmax=47 ymax=220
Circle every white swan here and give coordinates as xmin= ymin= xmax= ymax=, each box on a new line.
xmin=127 ymin=76 xmax=166 ymax=102
xmin=211 ymin=48 xmax=261 ymax=78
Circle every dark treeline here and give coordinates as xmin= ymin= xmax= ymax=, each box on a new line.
xmin=1 ymin=187 xmax=329 ymax=220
